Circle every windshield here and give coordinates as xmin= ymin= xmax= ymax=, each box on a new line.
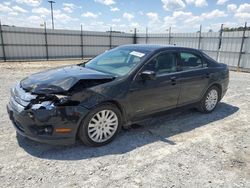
xmin=84 ymin=48 xmax=149 ymax=76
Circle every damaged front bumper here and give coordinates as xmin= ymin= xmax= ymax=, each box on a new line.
xmin=7 ymin=84 xmax=89 ymax=145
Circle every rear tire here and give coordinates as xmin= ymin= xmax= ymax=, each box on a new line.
xmin=198 ymin=86 xmax=220 ymax=113
xmin=79 ymin=103 xmax=122 ymax=147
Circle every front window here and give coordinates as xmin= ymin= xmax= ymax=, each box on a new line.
xmin=84 ymin=48 xmax=149 ymax=76
xmin=143 ymin=52 xmax=177 ymax=75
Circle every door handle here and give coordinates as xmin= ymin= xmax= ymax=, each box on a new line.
xmin=170 ymin=76 xmax=177 ymax=85
xmin=170 ymin=76 xmax=176 ymax=81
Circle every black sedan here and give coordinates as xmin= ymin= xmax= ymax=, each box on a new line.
xmin=7 ymin=44 xmax=229 ymax=146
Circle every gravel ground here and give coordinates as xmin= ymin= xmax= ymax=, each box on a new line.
xmin=0 ymin=60 xmax=249 ymax=188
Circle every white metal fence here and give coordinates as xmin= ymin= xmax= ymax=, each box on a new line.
xmin=0 ymin=25 xmax=249 ymax=71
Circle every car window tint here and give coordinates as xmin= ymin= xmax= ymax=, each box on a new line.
xmin=180 ymin=52 xmax=203 ymax=70
xmin=144 ymin=53 xmax=177 ymax=75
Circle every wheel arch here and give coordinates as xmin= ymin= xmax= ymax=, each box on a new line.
xmin=76 ymin=100 xmax=124 ymax=146
xmin=197 ymin=82 xmax=222 ymax=113
xmin=202 ymin=82 xmax=222 ymax=101
xmin=98 ymin=100 xmax=127 ymax=123
xmin=76 ymin=99 xmax=126 ymax=139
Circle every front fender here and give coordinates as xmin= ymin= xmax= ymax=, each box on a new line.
xmin=79 ymin=91 xmax=110 ymax=109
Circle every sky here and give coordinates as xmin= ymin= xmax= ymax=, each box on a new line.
xmin=0 ymin=0 xmax=249 ymax=33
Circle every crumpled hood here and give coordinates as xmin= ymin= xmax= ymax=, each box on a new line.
xmin=20 ymin=65 xmax=115 ymax=94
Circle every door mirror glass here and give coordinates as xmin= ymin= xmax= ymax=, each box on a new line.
xmin=140 ymin=70 xmax=156 ymax=80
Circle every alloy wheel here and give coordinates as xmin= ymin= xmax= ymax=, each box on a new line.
xmin=87 ymin=110 xmax=118 ymax=143
xmin=205 ymin=89 xmax=218 ymax=111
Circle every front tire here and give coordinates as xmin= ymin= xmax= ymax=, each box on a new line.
xmin=198 ymin=86 xmax=220 ymax=113
xmin=79 ymin=103 xmax=122 ymax=147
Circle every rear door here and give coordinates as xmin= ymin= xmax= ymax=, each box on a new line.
xmin=177 ymin=50 xmax=210 ymax=105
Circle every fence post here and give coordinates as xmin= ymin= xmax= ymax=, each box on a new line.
xmin=198 ymin=24 xmax=202 ymax=49
xmin=168 ymin=27 xmax=171 ymax=44
xmin=145 ymin=27 xmax=148 ymax=44
xmin=133 ymin=28 xmax=137 ymax=44
xmin=237 ymin=22 xmax=247 ymax=72
xmin=109 ymin=27 xmax=112 ymax=49
xmin=0 ymin=20 xmax=6 ymax=62
xmin=216 ymin=24 xmax=223 ymax=62
xmin=80 ymin=25 xmax=84 ymax=59
xmin=44 ymin=22 xmax=49 ymax=60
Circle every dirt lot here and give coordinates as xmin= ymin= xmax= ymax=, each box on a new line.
xmin=0 ymin=60 xmax=249 ymax=188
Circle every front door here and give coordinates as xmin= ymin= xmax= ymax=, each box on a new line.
xmin=127 ymin=51 xmax=181 ymax=119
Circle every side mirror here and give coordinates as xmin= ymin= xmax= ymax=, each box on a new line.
xmin=140 ymin=70 xmax=156 ymax=80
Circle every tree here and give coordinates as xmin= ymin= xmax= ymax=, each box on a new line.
xmin=221 ymin=26 xmax=250 ymax=32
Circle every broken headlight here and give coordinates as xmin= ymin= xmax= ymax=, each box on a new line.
xmin=31 ymin=101 xmax=54 ymax=110
xmin=29 ymin=94 xmax=78 ymax=110
xmin=29 ymin=94 xmax=68 ymax=110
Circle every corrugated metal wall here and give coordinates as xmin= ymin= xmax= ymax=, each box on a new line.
xmin=3 ymin=27 xmax=46 ymax=59
xmin=242 ymin=31 xmax=250 ymax=69
xmin=0 ymin=28 xmax=3 ymax=59
xmin=137 ymin=30 xmax=250 ymax=70
xmin=200 ymin=32 xmax=220 ymax=60
xmin=0 ymin=26 xmax=249 ymax=71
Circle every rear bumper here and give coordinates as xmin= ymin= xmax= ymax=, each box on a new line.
xmin=7 ymin=102 xmax=89 ymax=145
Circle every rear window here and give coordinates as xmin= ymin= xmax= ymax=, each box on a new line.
xmin=201 ymin=51 xmax=218 ymax=67
xmin=179 ymin=52 xmax=203 ymax=70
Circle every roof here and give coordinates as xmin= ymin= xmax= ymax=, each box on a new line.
xmin=118 ymin=44 xmax=197 ymax=52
